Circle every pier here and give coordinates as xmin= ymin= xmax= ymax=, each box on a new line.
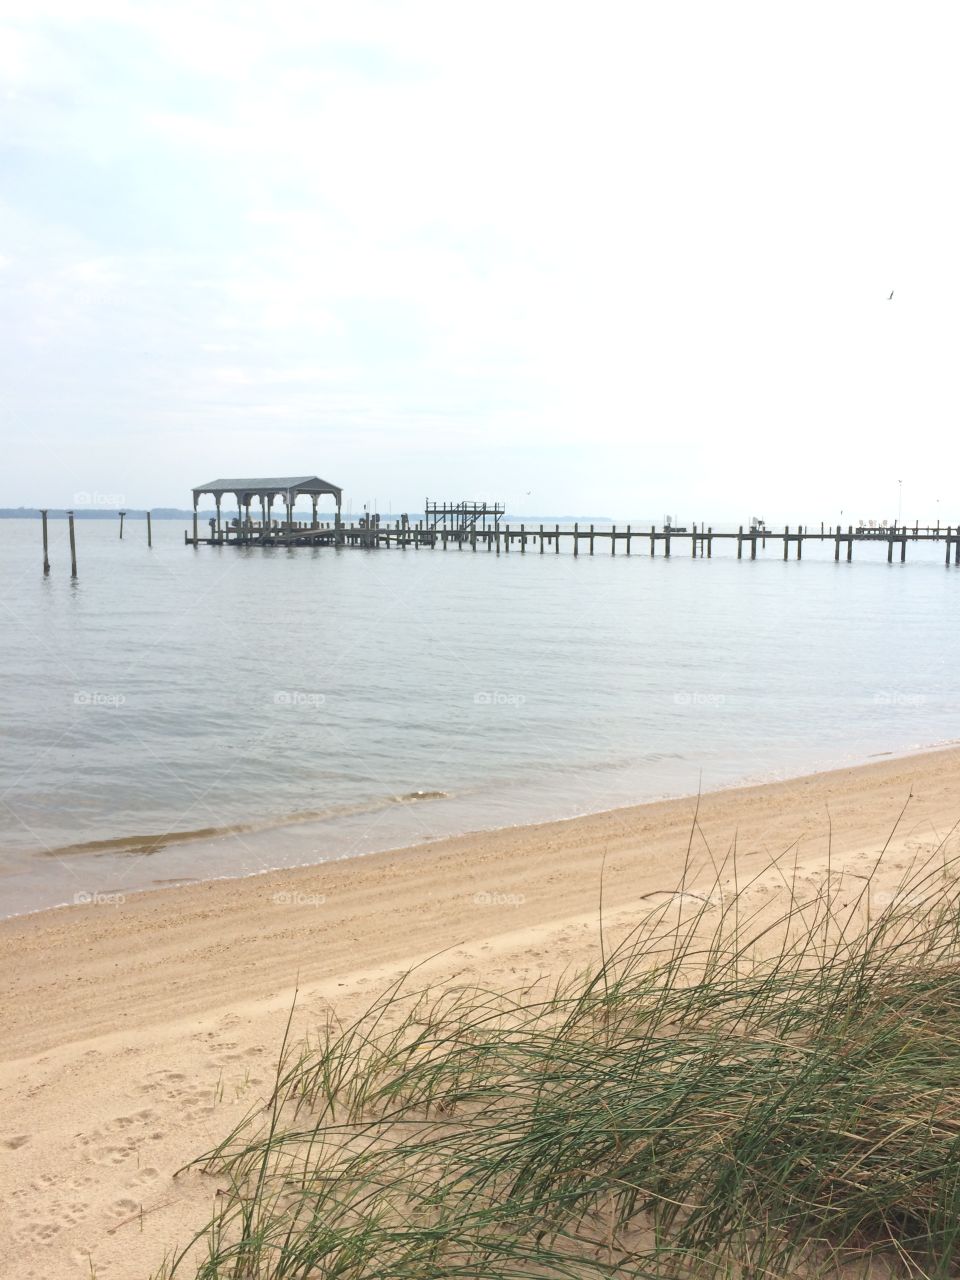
xmin=181 ymin=480 xmax=960 ymax=565
xmin=185 ymin=511 xmax=960 ymax=565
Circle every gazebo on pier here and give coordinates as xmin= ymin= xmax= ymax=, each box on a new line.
xmin=191 ymin=475 xmax=342 ymax=541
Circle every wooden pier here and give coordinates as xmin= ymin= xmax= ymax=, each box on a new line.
xmin=186 ymin=518 xmax=960 ymax=564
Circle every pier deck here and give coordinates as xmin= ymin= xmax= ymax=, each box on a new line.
xmin=185 ymin=521 xmax=960 ymax=564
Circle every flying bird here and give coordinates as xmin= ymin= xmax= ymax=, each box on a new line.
xmin=888 ymin=290 xmax=894 ymax=300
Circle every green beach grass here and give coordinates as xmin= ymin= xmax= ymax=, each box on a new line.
xmin=152 ymin=830 xmax=960 ymax=1279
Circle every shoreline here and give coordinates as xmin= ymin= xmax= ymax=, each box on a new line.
xmin=4 ymin=745 xmax=960 ymax=1278
xmin=5 ymin=735 xmax=958 ymax=924
xmin=4 ymin=743 xmax=960 ymax=1045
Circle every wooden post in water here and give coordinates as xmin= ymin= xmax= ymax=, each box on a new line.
xmin=589 ymin=524 xmax=595 ymax=555
xmin=796 ymin=530 xmax=802 ymax=559
xmin=626 ymin=524 xmax=631 ymax=555
xmin=947 ymin=529 xmax=953 ymax=566
xmin=650 ymin=525 xmax=656 ymax=556
xmin=573 ymin=522 xmax=579 ymax=557
xmin=539 ymin=523 xmax=544 ymax=554
xmin=40 ymin=509 xmax=50 ymax=574
xmin=665 ymin=527 xmax=671 ymax=557
xmin=555 ymin=523 xmax=560 ymax=553
xmin=834 ymin=527 xmax=841 ymax=561
xmin=708 ymin=526 xmax=713 ymax=557
xmin=118 ymin=510 xmax=126 ymax=539
xmin=783 ymin=526 xmax=789 ymax=560
xmin=737 ymin=526 xmax=743 ymax=559
xmin=67 ymin=511 xmax=77 ymax=577
xmin=751 ymin=529 xmax=757 ymax=559
xmin=611 ymin=524 xmax=616 ymax=555
xmin=520 ymin=523 xmax=526 ymax=553
xmin=691 ymin=522 xmax=697 ymax=557
xmin=147 ymin=511 xmax=152 ymax=548
xmin=887 ymin=535 xmax=894 ymax=563
xmin=901 ymin=536 xmax=906 ymax=563
xmin=847 ymin=525 xmax=853 ymax=561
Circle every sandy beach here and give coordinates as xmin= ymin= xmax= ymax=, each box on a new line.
xmin=2 ymin=746 xmax=959 ymax=1279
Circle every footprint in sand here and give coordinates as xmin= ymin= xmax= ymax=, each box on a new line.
xmin=91 ymin=1143 xmax=137 ymax=1167
xmin=3 ymin=1134 xmax=29 ymax=1149
xmin=110 ymin=1197 xmax=141 ymax=1218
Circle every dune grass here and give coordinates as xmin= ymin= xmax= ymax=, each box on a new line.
xmin=153 ymin=832 xmax=960 ymax=1279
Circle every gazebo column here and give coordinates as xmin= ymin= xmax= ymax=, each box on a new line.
xmin=244 ymin=498 xmax=251 ymax=536
xmin=266 ymin=495 xmax=274 ymax=529
xmin=192 ymin=494 xmax=199 ymax=544
xmin=215 ymin=496 xmax=222 ymax=538
xmin=285 ymin=495 xmax=294 ymax=529
xmin=311 ymin=496 xmax=318 ymax=528
xmin=261 ymin=494 xmax=268 ymax=531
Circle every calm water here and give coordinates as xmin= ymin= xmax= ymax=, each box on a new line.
xmin=2 ymin=518 xmax=958 ymax=915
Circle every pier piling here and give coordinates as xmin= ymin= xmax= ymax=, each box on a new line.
xmin=40 ymin=508 xmax=50 ymax=574
xmin=67 ymin=511 xmax=77 ymax=577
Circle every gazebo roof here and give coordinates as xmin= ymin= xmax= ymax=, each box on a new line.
xmin=193 ymin=475 xmax=342 ymax=501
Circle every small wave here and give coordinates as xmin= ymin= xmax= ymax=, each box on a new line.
xmin=39 ymin=792 xmax=451 ymax=860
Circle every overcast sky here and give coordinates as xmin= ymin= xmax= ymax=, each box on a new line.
xmin=1 ymin=1 xmax=958 ymax=520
